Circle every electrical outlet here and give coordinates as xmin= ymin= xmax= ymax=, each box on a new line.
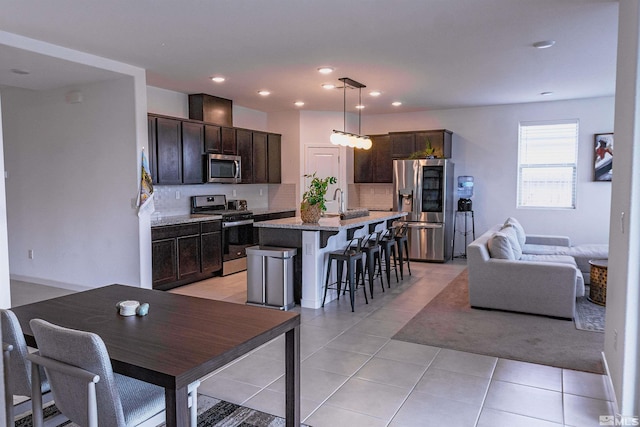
xmin=28 ymin=249 xmax=34 ymax=259
xmin=232 ymin=189 xmax=237 ymax=197
xmin=260 ymin=189 xmax=263 ymax=196
xmin=175 ymin=191 xmax=180 ymax=200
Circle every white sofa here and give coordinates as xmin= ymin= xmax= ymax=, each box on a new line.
xmin=467 ymin=218 xmax=595 ymax=319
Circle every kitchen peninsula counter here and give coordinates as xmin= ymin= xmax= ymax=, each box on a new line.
xmin=254 ymin=211 xmax=407 ymax=308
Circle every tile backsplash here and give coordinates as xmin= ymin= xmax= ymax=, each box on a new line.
xmin=350 ymin=183 xmax=394 ymax=211
xmin=152 ymin=183 xmax=271 ymax=219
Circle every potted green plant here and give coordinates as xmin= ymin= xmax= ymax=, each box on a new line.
xmin=409 ymin=136 xmax=437 ymax=159
xmin=300 ymin=172 xmax=337 ymax=223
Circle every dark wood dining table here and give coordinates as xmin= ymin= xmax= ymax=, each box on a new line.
xmin=11 ymin=284 xmax=301 ymax=427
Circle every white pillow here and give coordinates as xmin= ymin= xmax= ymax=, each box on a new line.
xmin=487 ymin=232 xmax=515 ymax=260
xmin=500 ymin=224 xmax=522 ymax=259
xmin=504 ymin=217 xmax=526 ymax=247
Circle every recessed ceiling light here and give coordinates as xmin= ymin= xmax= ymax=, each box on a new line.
xmin=540 ymin=91 xmax=554 ymax=96
xmin=392 ymin=101 xmax=402 ymax=107
xmin=257 ymin=90 xmax=271 ymax=96
xmin=294 ymin=101 xmax=305 ymax=107
xmin=322 ymin=83 xmax=335 ymax=90
xmin=355 ymin=104 xmax=365 ymax=109
xmin=317 ymin=67 xmax=334 ymax=74
xmin=533 ymin=40 xmax=555 ymax=49
xmin=210 ymin=76 xmax=226 ymax=83
xmin=10 ymin=68 xmax=30 ymax=75
xmin=369 ymin=91 xmax=381 ymax=97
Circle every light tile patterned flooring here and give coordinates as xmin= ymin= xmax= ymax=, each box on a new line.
xmin=171 ymin=261 xmax=615 ymax=427
xmin=11 ymin=261 xmax=615 ymax=426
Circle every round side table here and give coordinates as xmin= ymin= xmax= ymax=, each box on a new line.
xmin=588 ymin=259 xmax=608 ymax=306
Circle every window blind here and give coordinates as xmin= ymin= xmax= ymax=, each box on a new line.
xmin=517 ymin=121 xmax=579 ymax=209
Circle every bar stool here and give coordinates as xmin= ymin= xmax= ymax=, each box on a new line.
xmin=379 ymin=228 xmax=400 ymax=287
xmin=394 ymin=223 xmax=411 ymax=280
xmin=322 ymin=237 xmax=368 ymax=312
xmin=354 ymin=232 xmax=385 ymax=297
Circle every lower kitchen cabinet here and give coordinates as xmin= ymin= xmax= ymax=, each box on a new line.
xmin=152 ymin=220 xmax=222 ymax=290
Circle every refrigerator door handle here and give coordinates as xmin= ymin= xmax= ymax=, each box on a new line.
xmin=407 ymin=222 xmax=443 ymax=229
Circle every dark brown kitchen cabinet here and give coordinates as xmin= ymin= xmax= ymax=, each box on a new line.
xmin=155 ymin=117 xmax=182 ymax=184
xmin=267 ymin=133 xmax=282 ymax=183
xmin=181 ymin=121 xmax=204 ymax=184
xmin=236 ymin=129 xmax=253 ymax=183
xmin=204 ymin=124 xmax=222 ymax=153
xmin=152 ymin=223 xmax=200 ymax=289
xmin=221 ymin=127 xmax=237 ymax=155
xmin=147 ymin=116 xmax=157 ymax=184
xmin=390 ymin=132 xmax=416 ymax=159
xmin=252 ymin=131 xmax=268 ymax=184
xmin=390 ymin=129 xmax=452 ymax=159
xmin=152 ymin=221 xmax=222 ymax=290
xmin=201 ymin=220 xmax=222 ymax=274
xmin=354 ymin=134 xmax=392 ymax=183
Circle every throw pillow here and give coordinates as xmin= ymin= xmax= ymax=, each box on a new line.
xmin=500 ymin=224 xmax=523 ymax=259
xmin=487 ymin=232 xmax=515 ymax=260
xmin=504 ymin=217 xmax=526 ymax=247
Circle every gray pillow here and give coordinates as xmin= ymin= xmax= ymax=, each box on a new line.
xmin=500 ymin=224 xmax=522 ymax=259
xmin=504 ymin=217 xmax=526 ymax=247
xmin=488 ymin=232 xmax=515 ymax=260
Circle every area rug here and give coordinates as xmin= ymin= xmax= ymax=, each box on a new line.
xmin=575 ymin=286 xmax=606 ymax=332
xmin=15 ymin=394 xmax=309 ymax=427
xmin=393 ymin=269 xmax=605 ymax=374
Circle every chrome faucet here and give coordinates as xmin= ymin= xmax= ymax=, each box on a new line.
xmin=333 ymin=188 xmax=345 ymax=214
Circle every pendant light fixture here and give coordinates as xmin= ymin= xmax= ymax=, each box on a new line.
xmin=330 ymin=77 xmax=372 ymax=150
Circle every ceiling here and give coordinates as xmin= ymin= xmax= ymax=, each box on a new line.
xmin=0 ymin=0 xmax=619 ymax=115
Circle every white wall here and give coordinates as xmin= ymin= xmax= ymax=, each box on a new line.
xmin=0 ymin=95 xmax=10 ymax=308
xmin=604 ymin=0 xmax=640 ymax=415
xmin=364 ymin=97 xmax=615 ymax=245
xmin=3 ymin=79 xmax=141 ymax=290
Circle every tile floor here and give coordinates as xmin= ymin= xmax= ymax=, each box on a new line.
xmin=170 ymin=261 xmax=615 ymax=427
xmin=11 ymin=261 xmax=616 ymax=426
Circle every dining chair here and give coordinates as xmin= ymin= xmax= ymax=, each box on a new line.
xmin=27 ymin=318 xmax=168 ymax=427
xmin=1 ymin=308 xmax=67 ymax=426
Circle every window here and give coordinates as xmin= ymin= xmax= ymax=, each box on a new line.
xmin=517 ymin=120 xmax=579 ymax=209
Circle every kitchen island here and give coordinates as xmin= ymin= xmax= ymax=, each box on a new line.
xmin=254 ymin=211 xmax=407 ymax=309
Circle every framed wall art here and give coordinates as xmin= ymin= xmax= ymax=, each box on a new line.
xmin=594 ymin=133 xmax=613 ymax=181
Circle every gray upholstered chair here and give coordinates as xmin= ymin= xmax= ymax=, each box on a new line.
xmin=27 ymin=318 xmax=168 ymax=427
xmin=1 ymin=308 xmax=67 ymax=426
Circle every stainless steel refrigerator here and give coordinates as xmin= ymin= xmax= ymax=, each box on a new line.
xmin=393 ymin=159 xmax=455 ymax=262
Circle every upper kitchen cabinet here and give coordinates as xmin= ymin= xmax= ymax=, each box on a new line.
xmin=148 ymin=114 xmax=205 ymax=185
xmin=236 ymin=128 xmax=253 ymax=184
xmin=188 ymin=93 xmax=233 ymax=127
xmin=390 ymin=129 xmax=452 ymax=159
xmin=181 ymin=121 xmax=205 ymax=184
xmin=154 ymin=116 xmax=182 ymax=184
xmin=267 ymin=133 xmax=282 ymax=183
xmin=252 ymin=131 xmax=268 ymax=184
xmin=221 ymin=127 xmax=237 ymax=155
xmin=147 ymin=116 xmax=158 ymax=184
xmin=354 ymin=134 xmax=392 ymax=183
xmin=204 ymin=124 xmax=221 ymax=153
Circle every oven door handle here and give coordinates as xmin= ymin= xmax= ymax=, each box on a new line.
xmin=222 ymin=219 xmax=254 ymax=228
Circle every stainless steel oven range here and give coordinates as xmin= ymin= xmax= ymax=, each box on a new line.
xmin=191 ymin=195 xmax=256 ymax=276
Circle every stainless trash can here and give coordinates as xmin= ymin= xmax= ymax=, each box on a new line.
xmin=246 ymin=245 xmax=297 ymax=310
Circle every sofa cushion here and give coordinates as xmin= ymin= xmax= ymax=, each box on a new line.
xmin=567 ymin=244 xmax=609 ymax=273
xmin=500 ymin=224 xmax=522 ymax=259
xmin=504 ymin=217 xmax=526 ymax=247
xmin=487 ymin=232 xmax=515 ymax=260
xmin=522 ymin=244 xmax=570 ymax=256
xmin=520 ymin=254 xmax=585 ymax=297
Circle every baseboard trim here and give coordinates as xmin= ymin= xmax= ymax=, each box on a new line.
xmin=10 ymin=274 xmax=94 ymax=292
xmin=601 ymin=350 xmax=619 ymax=414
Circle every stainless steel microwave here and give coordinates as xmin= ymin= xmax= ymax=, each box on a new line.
xmin=206 ymin=154 xmax=241 ymax=183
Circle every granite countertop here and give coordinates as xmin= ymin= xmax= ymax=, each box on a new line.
xmin=253 ymin=211 xmax=407 ymax=231
xmin=151 ymin=207 xmax=297 ymax=228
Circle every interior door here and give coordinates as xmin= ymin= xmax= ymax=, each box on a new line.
xmin=305 ymin=146 xmax=341 ymax=213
